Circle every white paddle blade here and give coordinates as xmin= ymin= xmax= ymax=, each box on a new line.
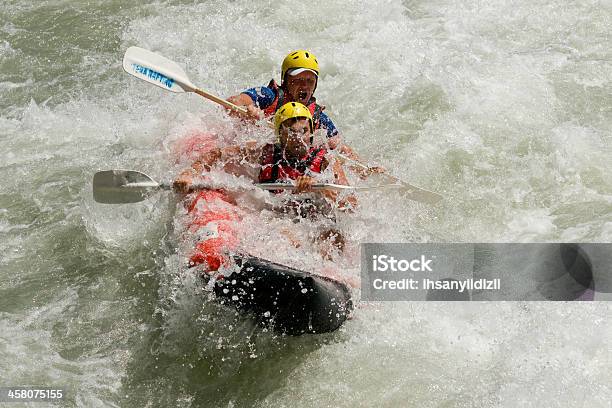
xmin=354 ymin=182 xmax=442 ymax=203
xmin=402 ymin=187 xmax=443 ymax=204
xmin=93 ymin=170 xmax=160 ymax=204
xmin=123 ymin=46 xmax=195 ymax=93
xmin=336 ymin=153 xmax=443 ymax=204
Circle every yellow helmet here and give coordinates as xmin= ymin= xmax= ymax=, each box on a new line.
xmin=274 ymin=102 xmax=314 ymax=135
xmin=281 ymin=50 xmax=319 ymax=83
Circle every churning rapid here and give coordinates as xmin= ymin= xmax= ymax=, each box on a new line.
xmin=1 ymin=0 xmax=611 ymax=406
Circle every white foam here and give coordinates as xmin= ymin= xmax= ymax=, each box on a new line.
xmin=1 ymin=0 xmax=611 ymax=405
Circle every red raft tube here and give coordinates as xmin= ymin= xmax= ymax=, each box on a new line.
xmin=176 ymin=133 xmax=353 ymax=335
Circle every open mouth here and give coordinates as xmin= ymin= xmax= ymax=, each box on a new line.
xmin=298 ymin=91 xmax=308 ymax=100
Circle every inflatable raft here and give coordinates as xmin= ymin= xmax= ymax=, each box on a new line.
xmin=177 ymin=135 xmax=353 ymax=335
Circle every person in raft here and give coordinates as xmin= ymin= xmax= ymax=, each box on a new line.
xmin=225 ymin=49 xmax=383 ymax=176
xmin=174 ymin=101 xmax=356 ymax=257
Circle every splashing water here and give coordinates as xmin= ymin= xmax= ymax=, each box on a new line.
xmin=1 ymin=0 xmax=611 ymax=406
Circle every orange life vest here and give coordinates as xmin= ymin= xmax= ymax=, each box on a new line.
xmin=258 ymin=143 xmax=327 ymax=185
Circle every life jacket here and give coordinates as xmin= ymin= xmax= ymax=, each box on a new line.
xmin=262 ymin=79 xmax=324 ymax=131
xmin=185 ymin=190 xmax=241 ymax=272
xmin=258 ymin=143 xmax=327 ymax=185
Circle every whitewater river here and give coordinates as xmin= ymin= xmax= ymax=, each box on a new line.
xmin=1 ymin=0 xmax=611 ymax=406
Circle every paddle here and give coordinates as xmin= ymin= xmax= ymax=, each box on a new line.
xmin=336 ymin=153 xmax=443 ymax=204
xmin=122 ymin=47 xmax=442 ymax=204
xmin=93 ymin=170 xmax=399 ymax=204
xmin=123 ymin=46 xmax=248 ymax=114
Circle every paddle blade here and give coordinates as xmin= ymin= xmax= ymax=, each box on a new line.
xmin=123 ymin=46 xmax=195 ymax=93
xmin=397 ymin=184 xmax=443 ymax=204
xmin=93 ymin=170 xmax=160 ymax=204
xmin=356 ymin=182 xmax=443 ymax=203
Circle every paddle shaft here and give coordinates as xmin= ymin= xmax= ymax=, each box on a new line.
xmin=193 ymin=88 xmax=248 ymax=114
xmin=145 ymin=181 xmax=355 ymax=192
xmin=93 ymin=169 xmax=417 ymax=205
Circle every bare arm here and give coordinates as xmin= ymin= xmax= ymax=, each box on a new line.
xmin=173 ymin=142 xmax=263 ymax=193
xmin=226 ymin=93 xmax=254 ymax=109
xmin=295 ymin=157 xmax=358 ymax=211
xmin=331 ymin=143 xmax=385 ymax=179
xmin=330 ymin=157 xmax=358 ymax=211
xmin=226 ymin=93 xmax=264 ymax=120
xmin=191 ymin=141 xmax=262 ymax=171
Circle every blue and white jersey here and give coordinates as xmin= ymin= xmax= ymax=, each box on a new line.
xmin=241 ymin=85 xmax=339 ymax=138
